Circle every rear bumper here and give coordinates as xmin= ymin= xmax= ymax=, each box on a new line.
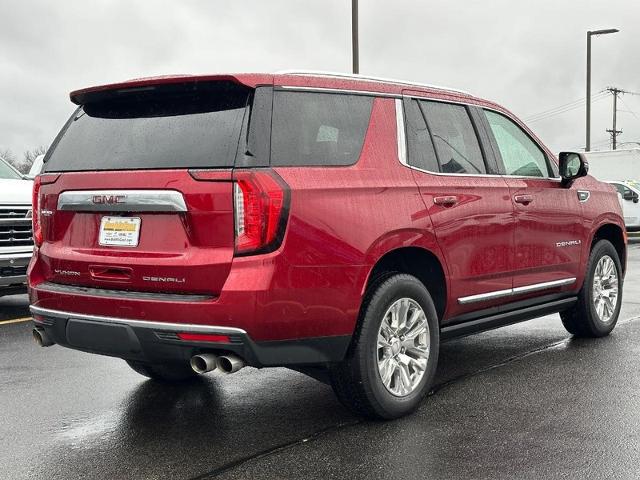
xmin=30 ymin=306 xmax=350 ymax=367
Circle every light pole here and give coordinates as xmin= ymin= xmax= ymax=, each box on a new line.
xmin=586 ymin=28 xmax=619 ymax=151
xmin=352 ymin=0 xmax=359 ymax=74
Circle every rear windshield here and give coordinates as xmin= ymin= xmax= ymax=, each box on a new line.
xmin=45 ymin=82 xmax=250 ymax=172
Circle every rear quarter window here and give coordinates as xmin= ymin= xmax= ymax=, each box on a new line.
xmin=270 ymin=91 xmax=373 ymax=167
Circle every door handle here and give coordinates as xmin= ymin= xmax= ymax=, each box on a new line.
xmin=433 ymin=195 xmax=458 ymax=206
xmin=514 ymin=194 xmax=533 ymax=205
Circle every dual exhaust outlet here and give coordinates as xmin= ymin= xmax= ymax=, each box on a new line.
xmin=32 ymin=326 xmax=245 ymax=375
xmin=190 ymin=353 xmax=245 ymax=375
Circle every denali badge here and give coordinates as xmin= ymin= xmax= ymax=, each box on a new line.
xmin=92 ymin=194 xmax=126 ymax=205
xmin=54 ymin=269 xmax=81 ymax=276
xmin=556 ymin=240 xmax=581 ymax=248
xmin=142 ymin=276 xmax=186 ymax=284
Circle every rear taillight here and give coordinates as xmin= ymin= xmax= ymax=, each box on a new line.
xmin=32 ymin=175 xmax=42 ymax=247
xmin=233 ymin=170 xmax=289 ymax=256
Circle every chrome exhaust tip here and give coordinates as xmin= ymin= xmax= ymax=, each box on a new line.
xmin=32 ymin=328 xmax=54 ymax=347
xmin=190 ymin=353 xmax=218 ymax=374
xmin=217 ymin=354 xmax=246 ymax=374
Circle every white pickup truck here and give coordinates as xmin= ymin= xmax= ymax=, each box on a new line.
xmin=0 ymin=158 xmax=33 ymax=297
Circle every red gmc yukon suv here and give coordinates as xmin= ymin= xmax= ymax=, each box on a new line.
xmin=28 ymin=72 xmax=626 ymax=419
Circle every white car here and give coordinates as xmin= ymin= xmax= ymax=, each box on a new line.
xmin=0 ymin=158 xmax=33 ymax=296
xmin=608 ymin=180 xmax=640 ymax=230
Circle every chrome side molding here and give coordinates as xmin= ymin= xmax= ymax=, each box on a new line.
xmin=458 ymin=278 xmax=576 ymax=305
xmin=57 ymin=190 xmax=187 ymax=212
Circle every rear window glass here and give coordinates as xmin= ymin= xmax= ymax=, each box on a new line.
xmin=271 ymin=91 xmax=373 ymax=166
xmin=45 ymin=82 xmax=249 ymax=172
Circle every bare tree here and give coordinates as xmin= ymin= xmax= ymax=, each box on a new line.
xmin=20 ymin=146 xmax=48 ymax=173
xmin=9 ymin=145 xmax=47 ymax=173
xmin=0 ymin=148 xmax=17 ymax=165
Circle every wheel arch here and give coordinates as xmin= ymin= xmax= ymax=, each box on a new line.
xmin=362 ymin=246 xmax=448 ymax=323
xmin=591 ymin=223 xmax=626 ymax=275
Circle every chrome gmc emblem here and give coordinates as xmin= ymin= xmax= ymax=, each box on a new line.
xmin=92 ymin=194 xmax=126 ymax=205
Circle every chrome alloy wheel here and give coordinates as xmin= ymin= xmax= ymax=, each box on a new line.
xmin=592 ymin=255 xmax=619 ymax=323
xmin=376 ymin=298 xmax=430 ymax=397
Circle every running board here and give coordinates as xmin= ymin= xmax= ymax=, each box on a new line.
xmin=440 ymin=296 xmax=577 ymax=341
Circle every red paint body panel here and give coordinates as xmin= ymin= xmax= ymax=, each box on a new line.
xmin=29 ymin=72 xmax=626 ymax=351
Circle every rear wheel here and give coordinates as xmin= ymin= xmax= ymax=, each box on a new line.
xmin=126 ymin=360 xmax=199 ymax=382
xmin=330 ymin=274 xmax=440 ymax=419
xmin=560 ymin=239 xmax=623 ymax=337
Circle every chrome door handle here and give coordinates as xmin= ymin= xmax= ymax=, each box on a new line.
xmin=433 ymin=195 xmax=458 ymax=206
xmin=514 ymin=194 xmax=533 ymax=205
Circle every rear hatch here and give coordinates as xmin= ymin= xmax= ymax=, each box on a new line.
xmin=36 ymin=79 xmax=253 ymax=297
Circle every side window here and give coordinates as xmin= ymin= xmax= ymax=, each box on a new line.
xmin=271 ymin=91 xmax=373 ymax=166
xmin=484 ymin=110 xmax=550 ymax=178
xmin=404 ymin=99 xmax=439 ymax=172
xmin=419 ymin=101 xmax=486 ymax=174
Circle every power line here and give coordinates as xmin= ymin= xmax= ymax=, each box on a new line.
xmin=524 ymin=91 xmax=608 ymax=123
xmin=619 ymin=96 xmax=640 ymax=125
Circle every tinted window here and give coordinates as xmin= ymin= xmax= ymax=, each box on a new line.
xmin=45 ymin=82 xmax=249 ymax=172
xmin=404 ymin=99 xmax=439 ymax=172
xmin=484 ymin=110 xmax=549 ymax=177
xmin=271 ymin=91 xmax=373 ymax=166
xmin=420 ymin=101 xmax=486 ymax=174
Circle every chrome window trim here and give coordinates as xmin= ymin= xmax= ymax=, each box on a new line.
xmin=276 ymin=70 xmax=471 ymax=95
xmin=57 ymin=190 xmax=187 ymax=212
xmin=458 ymin=278 xmax=576 ymax=305
xmin=395 ymin=99 xmax=407 ymax=166
xmin=30 ymin=306 xmax=248 ymax=335
xmin=277 ymin=85 xmax=400 ymax=98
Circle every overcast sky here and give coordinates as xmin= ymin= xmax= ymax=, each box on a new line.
xmin=1 ymin=0 xmax=639 ymax=158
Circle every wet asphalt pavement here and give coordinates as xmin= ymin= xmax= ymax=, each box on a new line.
xmin=2 ymin=243 xmax=640 ymax=479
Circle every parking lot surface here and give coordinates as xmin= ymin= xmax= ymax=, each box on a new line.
xmin=2 ymin=241 xmax=640 ymax=479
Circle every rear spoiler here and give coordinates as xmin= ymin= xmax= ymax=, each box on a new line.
xmin=69 ymin=73 xmax=273 ymax=105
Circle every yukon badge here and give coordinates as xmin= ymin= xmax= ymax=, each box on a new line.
xmin=92 ymin=194 xmax=126 ymax=205
xmin=556 ymin=240 xmax=581 ymax=248
xmin=54 ymin=269 xmax=81 ymax=276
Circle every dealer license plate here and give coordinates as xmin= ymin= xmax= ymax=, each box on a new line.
xmin=99 ymin=216 xmax=141 ymax=247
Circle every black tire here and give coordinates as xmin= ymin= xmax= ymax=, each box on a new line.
xmin=560 ymin=239 xmax=623 ymax=337
xmin=329 ymin=274 xmax=440 ymax=420
xmin=125 ymin=360 xmax=200 ymax=382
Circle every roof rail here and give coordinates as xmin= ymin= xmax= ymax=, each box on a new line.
xmin=276 ymin=70 xmax=471 ymax=96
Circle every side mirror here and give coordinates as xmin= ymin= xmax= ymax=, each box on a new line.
xmin=634 ymin=192 xmax=639 ymax=204
xmin=623 ymin=190 xmax=634 ymax=201
xmin=558 ymin=152 xmax=589 ymax=187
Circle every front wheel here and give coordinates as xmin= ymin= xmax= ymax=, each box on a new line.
xmin=560 ymin=239 xmax=623 ymax=337
xmin=329 ymin=274 xmax=440 ymax=419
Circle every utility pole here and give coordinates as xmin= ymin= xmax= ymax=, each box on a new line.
xmin=586 ymin=28 xmax=619 ymax=151
xmin=352 ymin=0 xmax=359 ymax=74
xmin=606 ymin=87 xmax=623 ymax=150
